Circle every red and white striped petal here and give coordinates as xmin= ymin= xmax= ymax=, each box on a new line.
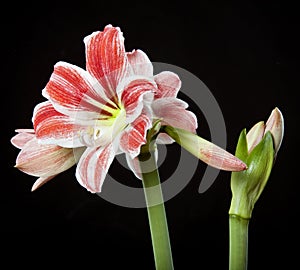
xmin=154 ymin=71 xmax=181 ymax=98
xmin=85 ymin=25 xmax=129 ymax=102
xmin=11 ymin=130 xmax=35 ymax=149
xmin=33 ymin=101 xmax=84 ymax=148
xmin=152 ymin=98 xmax=198 ymax=133
xmin=15 ymin=137 xmax=75 ymax=177
xmin=43 ymin=61 xmax=116 ymax=119
xmin=75 ymin=144 xmax=115 ymax=193
xmin=119 ymin=112 xmax=152 ymax=158
xmin=119 ymin=76 xmax=156 ymax=123
xmin=127 ymin=49 xmax=153 ymax=77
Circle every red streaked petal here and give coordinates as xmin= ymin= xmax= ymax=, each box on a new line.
xmin=154 ymin=71 xmax=181 ymax=98
xmin=119 ymin=76 xmax=156 ymax=123
xmin=85 ymin=25 xmax=129 ymax=101
xmin=15 ymin=137 xmax=75 ymax=177
xmin=76 ymin=144 xmax=115 ymax=193
xmin=11 ymin=131 xmax=35 ymax=149
xmin=33 ymin=101 xmax=84 ymax=147
xmin=119 ymin=112 xmax=152 ymax=158
xmin=152 ymin=98 xmax=198 ymax=133
xmin=43 ymin=61 xmax=115 ymax=119
xmin=127 ymin=49 xmax=153 ymax=77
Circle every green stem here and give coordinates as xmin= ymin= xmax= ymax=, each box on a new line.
xmin=229 ymin=214 xmax=250 ymax=270
xmin=138 ymin=151 xmax=174 ymax=270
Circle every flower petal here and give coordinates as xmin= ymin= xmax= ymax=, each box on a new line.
xmin=126 ymin=154 xmax=142 ymax=179
xmin=31 ymin=175 xmax=57 ymax=191
xmin=119 ymin=112 xmax=152 ymax=158
xmin=11 ymin=130 xmax=35 ymax=149
xmin=33 ymin=101 xmax=84 ymax=147
xmin=154 ymin=71 xmax=181 ymax=98
xmin=42 ymin=61 xmax=116 ymax=119
xmin=246 ymin=121 xmax=265 ymax=153
xmin=156 ymin=133 xmax=175 ymax=144
xmin=264 ymin=107 xmax=284 ymax=155
xmin=76 ymin=144 xmax=115 ymax=193
xmin=127 ymin=49 xmax=153 ymax=77
xmin=15 ymin=129 xmax=35 ymax=133
xmin=85 ymin=25 xmax=129 ymax=101
xmin=152 ymin=97 xmax=198 ymax=133
xmin=165 ymin=126 xmax=247 ymax=172
xmin=15 ymin=137 xmax=75 ymax=177
xmin=119 ymin=76 xmax=156 ymax=123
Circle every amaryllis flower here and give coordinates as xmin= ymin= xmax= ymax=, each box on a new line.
xmin=11 ymin=129 xmax=78 ymax=191
xmin=12 ymin=24 xmax=247 ymax=193
xmin=32 ymin=25 xmax=160 ymax=193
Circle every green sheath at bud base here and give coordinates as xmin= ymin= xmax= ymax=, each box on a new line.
xmin=229 ymin=130 xmax=274 ymax=219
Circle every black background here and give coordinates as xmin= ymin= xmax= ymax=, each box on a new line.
xmin=2 ymin=0 xmax=298 ymax=269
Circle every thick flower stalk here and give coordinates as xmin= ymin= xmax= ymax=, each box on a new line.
xmin=228 ymin=107 xmax=284 ymax=270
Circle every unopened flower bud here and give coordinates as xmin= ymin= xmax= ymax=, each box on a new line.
xmin=164 ymin=126 xmax=247 ymax=172
xmin=229 ymin=107 xmax=284 ymax=219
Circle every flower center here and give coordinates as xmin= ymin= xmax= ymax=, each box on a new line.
xmin=84 ymin=101 xmax=126 ymax=145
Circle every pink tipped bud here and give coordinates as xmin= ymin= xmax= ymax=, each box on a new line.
xmin=265 ymin=107 xmax=284 ymax=155
xmin=165 ymin=126 xmax=247 ymax=172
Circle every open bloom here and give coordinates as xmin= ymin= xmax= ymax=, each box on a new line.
xmin=12 ymin=24 xmax=247 ymax=193
xmin=32 ymin=25 xmax=161 ymax=193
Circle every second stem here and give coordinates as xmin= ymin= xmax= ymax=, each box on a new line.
xmin=229 ymin=214 xmax=249 ymax=270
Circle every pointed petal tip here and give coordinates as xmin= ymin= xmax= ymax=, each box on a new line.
xmin=246 ymin=120 xmax=266 ymax=153
xmin=266 ymin=107 xmax=284 ymax=126
xmin=228 ymin=157 xmax=248 ymax=171
xmin=236 ymin=161 xmax=248 ymax=171
xmin=31 ymin=185 xmax=38 ymax=192
xmin=31 ymin=176 xmax=56 ymax=192
xmin=14 ymin=162 xmax=24 ymax=169
xmin=273 ymin=106 xmax=283 ymax=115
xmin=220 ymin=157 xmax=248 ymax=172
